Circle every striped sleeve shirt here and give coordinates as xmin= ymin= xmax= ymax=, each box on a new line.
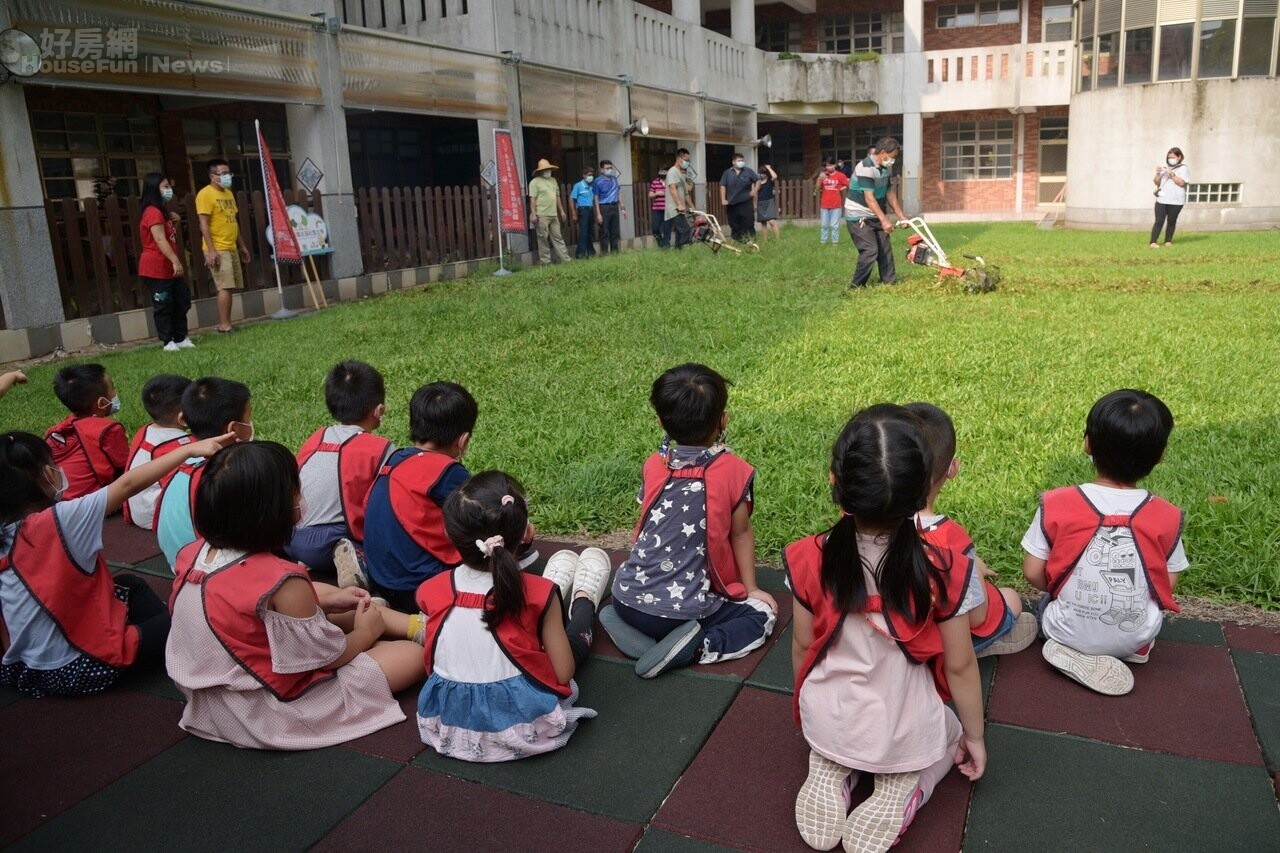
xmin=844 ymin=156 xmax=892 ymax=220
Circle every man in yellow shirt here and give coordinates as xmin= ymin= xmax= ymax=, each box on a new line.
xmin=196 ymin=159 xmax=252 ymax=333
xmin=527 ymin=158 xmax=571 ymax=265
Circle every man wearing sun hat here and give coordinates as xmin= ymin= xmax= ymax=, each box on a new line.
xmin=527 ymin=157 xmax=571 ymax=265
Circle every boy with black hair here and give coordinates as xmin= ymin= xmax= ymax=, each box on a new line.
xmin=905 ymin=402 xmax=1037 ymax=658
xmin=601 ymin=363 xmax=777 ymax=679
xmin=288 ymin=360 xmax=395 ymax=575
xmin=1022 ymin=389 xmax=1187 ymax=696
xmin=124 ymin=374 xmax=194 ymax=530
xmin=45 ymin=363 xmax=129 ymax=500
xmin=155 ymin=377 xmax=253 ymax=568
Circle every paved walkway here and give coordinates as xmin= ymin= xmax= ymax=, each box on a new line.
xmin=3 ymin=517 xmax=1278 ymax=851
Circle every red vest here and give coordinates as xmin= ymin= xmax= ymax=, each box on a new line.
xmin=917 ymin=515 xmax=1008 ymax=640
xmin=384 ymin=450 xmax=462 ymax=566
xmin=296 ymin=428 xmax=392 ymax=542
xmin=1040 ymin=486 xmax=1183 ymax=612
xmin=122 ymin=424 xmax=194 ymax=527
xmin=45 ymin=415 xmax=128 ymax=500
xmin=634 ymin=451 xmax=754 ymax=601
xmin=0 ymin=506 xmax=139 ymax=668
xmin=171 ymin=541 xmax=335 ymax=701
xmin=417 ymin=569 xmax=570 ymax=698
xmin=784 ymin=532 xmax=950 ymax=728
xmin=154 ymin=458 xmax=207 ymax=542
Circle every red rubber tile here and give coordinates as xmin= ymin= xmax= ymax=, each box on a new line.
xmin=314 ymin=765 xmax=643 ymax=851
xmin=0 ymin=690 xmax=186 ymax=846
xmin=101 ymin=513 xmax=162 ymax=564
xmin=343 ymin=691 xmax=425 ymax=762
xmin=988 ymin=640 xmax=1263 ymax=765
xmin=653 ymin=687 xmax=970 ymax=853
xmin=1224 ymin=622 xmax=1280 ymax=655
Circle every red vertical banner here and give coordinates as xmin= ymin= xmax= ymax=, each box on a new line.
xmin=494 ymin=128 xmax=527 ymax=234
xmin=258 ymin=126 xmax=302 ymax=263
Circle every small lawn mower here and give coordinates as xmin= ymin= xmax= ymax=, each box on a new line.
xmin=689 ymin=210 xmax=759 ymax=254
xmin=898 ymin=216 xmax=999 ymax=293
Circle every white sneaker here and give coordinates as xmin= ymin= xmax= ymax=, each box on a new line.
xmin=541 ymin=550 xmax=578 ymax=603
xmin=571 ymin=547 xmax=612 ymax=610
xmin=333 ymin=538 xmax=369 ymax=591
xmin=163 ymin=341 xmax=180 ymax=352
xmin=1042 ymin=638 xmax=1134 ymax=695
xmin=176 ymin=338 xmax=196 ymax=349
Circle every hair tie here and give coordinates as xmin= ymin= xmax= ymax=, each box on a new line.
xmin=500 ymin=494 xmax=515 ymax=506
xmin=475 ymin=535 xmax=505 ymax=557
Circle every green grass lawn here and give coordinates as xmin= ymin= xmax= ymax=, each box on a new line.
xmin=7 ymin=222 xmax=1280 ymax=607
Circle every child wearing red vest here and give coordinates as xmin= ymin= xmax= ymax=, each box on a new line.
xmin=287 ymin=361 xmax=394 ymax=575
xmin=1022 ymin=389 xmax=1186 ymax=697
xmin=789 ymin=405 xmax=985 ymax=853
xmin=1 ymin=428 xmax=233 ymax=698
xmin=417 ymin=471 xmax=610 ymax=761
xmin=905 ymin=403 xmax=1037 ymax=658
xmin=600 ymin=364 xmax=777 ymax=679
xmin=166 ymin=441 xmax=424 ymax=750
xmin=44 ymin=363 xmax=129 ymax=501
xmin=124 ymin=374 xmax=193 ymax=530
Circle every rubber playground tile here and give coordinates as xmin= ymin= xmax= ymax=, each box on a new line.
xmin=653 ymin=687 xmax=971 ymax=853
xmin=413 ymin=656 xmax=741 ymax=823
xmin=12 ymin=737 xmax=400 ymax=852
xmin=316 ymin=765 xmax=643 ymax=852
xmin=127 ymin=552 xmax=174 ymax=578
xmin=0 ymin=684 xmax=23 ymax=709
xmin=746 ymin=623 xmax=795 ymax=694
xmin=987 ymin=640 xmax=1263 ymax=765
xmin=1232 ymin=650 xmax=1280 ymax=771
xmin=965 ymin=724 xmax=1280 ymax=852
xmin=101 ymin=514 xmax=162 ymax=564
xmin=1157 ymin=616 xmax=1225 ymax=646
xmin=343 ymin=690 xmax=426 ymax=762
xmin=1224 ymin=622 xmax=1280 ymax=655
xmin=114 ymin=660 xmax=185 ymax=703
xmin=634 ymin=829 xmax=745 ymax=852
xmin=0 ymin=690 xmax=187 ymax=847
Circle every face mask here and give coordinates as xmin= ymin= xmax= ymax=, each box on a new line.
xmin=606 ymin=168 xmax=616 ymax=177
xmin=733 ymin=160 xmax=745 ymax=170
xmin=882 ymin=157 xmax=895 ymax=168
xmin=99 ymin=395 xmax=122 ymax=415
xmin=218 ymin=174 xmax=233 ymax=189
xmin=658 ymin=171 xmax=667 ymax=178
xmin=161 ymin=188 xmax=174 ymax=201
xmin=542 ymin=170 xmax=553 ymax=178
xmin=680 ymin=160 xmax=689 ymax=171
xmin=47 ymin=466 xmax=68 ymax=502
xmin=585 ymin=175 xmax=594 ymax=183
xmin=231 ymin=421 xmax=255 ymax=442
xmin=1166 ymin=158 xmax=1179 ymax=167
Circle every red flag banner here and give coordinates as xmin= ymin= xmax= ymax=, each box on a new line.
xmin=258 ymin=126 xmax=302 ymax=263
xmin=494 ymin=128 xmax=527 ymax=234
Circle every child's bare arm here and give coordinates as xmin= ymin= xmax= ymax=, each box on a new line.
xmin=104 ymin=432 xmax=234 ymax=514
xmin=0 ymin=370 xmax=27 ymax=398
xmin=939 ymin=615 xmax=986 ymax=780
xmin=541 ymin=596 xmax=575 ymax=684
xmin=1022 ymin=553 xmax=1049 ymax=591
xmin=731 ymin=502 xmax=776 ymax=610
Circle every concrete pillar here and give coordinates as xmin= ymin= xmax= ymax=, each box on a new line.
xmin=671 ymin=0 xmax=701 ymax=25
xmin=901 ymin=0 xmax=926 ymax=214
xmin=0 ymin=83 xmax=65 ymax=330
xmin=730 ymin=0 xmax=755 ymax=46
xmin=286 ymin=29 xmax=361 ymax=279
xmin=901 ymin=112 xmax=923 ymax=215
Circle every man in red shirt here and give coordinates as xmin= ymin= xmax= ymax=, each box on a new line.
xmin=816 ymin=158 xmax=850 ymax=245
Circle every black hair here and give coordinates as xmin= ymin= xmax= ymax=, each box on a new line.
xmin=599 ymin=159 xmax=613 ymax=169
xmin=1167 ymin=147 xmax=1184 ymax=161
xmin=207 ymin=158 xmax=229 ymax=175
xmin=194 ymin=441 xmax=299 ymax=554
xmin=324 ymin=360 xmax=385 ymax=425
xmin=903 ymin=402 xmax=956 ymax=487
xmin=142 ymin=374 xmax=192 ymax=424
xmin=875 ymin=137 xmax=901 ymax=155
xmin=182 ymin=377 xmax=251 ymax=439
xmin=823 ymin=157 xmax=837 ymax=166
xmin=444 ymin=471 xmax=530 ymax=629
xmin=409 ymin=381 xmax=477 ymax=447
xmin=139 ymin=172 xmax=172 ymax=220
xmin=1085 ymin=389 xmax=1174 ymax=484
xmin=0 ymin=432 xmax=56 ymax=545
xmin=822 ymin=404 xmax=942 ymax=622
xmin=676 ymin=148 xmax=690 ymax=158
xmin=650 ymin=363 xmax=729 ymax=446
xmin=53 ymin=363 xmax=109 ymax=415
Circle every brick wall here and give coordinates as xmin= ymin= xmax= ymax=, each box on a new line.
xmin=922 ymin=109 xmax=1011 ymax=211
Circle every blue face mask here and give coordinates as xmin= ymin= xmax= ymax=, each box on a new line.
xmin=585 ymin=175 xmax=594 ymax=184
xmin=99 ymin=394 xmax=121 ymax=415
xmin=161 ymin=188 xmax=174 ymax=201
xmin=218 ymin=173 xmax=233 ymax=189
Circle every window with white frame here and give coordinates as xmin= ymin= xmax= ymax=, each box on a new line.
xmin=757 ymin=21 xmax=802 ymax=53
xmin=938 ymin=0 xmax=1019 ymax=29
xmin=1042 ymin=0 xmax=1073 ymax=42
xmin=1187 ymin=183 xmax=1240 ymax=203
xmin=853 ymin=12 xmax=905 ymax=54
xmin=819 ymin=16 xmax=852 ymax=52
xmin=818 ymin=126 xmax=856 ymax=164
xmin=941 ymin=120 xmax=1014 ymax=180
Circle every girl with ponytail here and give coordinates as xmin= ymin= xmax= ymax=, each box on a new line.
xmin=785 ymin=405 xmax=986 ymax=853
xmin=417 ymin=471 xmax=609 ymax=761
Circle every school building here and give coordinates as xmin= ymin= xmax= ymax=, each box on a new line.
xmin=1 ymin=0 xmax=1277 ymax=344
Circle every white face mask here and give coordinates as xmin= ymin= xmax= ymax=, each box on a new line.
xmin=882 ymin=157 xmax=896 ymax=168
xmin=541 ymin=170 xmax=553 ymax=178
xmin=1166 ymin=158 xmax=1179 ymax=167
xmin=47 ymin=466 xmax=68 ymax=501
xmin=733 ymin=160 xmax=745 ymax=170
xmin=99 ymin=395 xmax=122 ymax=415
xmin=161 ymin=188 xmax=174 ymax=201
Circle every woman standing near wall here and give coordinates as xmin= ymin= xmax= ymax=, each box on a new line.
xmin=1150 ymin=148 xmax=1189 ymax=248
xmin=138 ymin=173 xmax=194 ymax=350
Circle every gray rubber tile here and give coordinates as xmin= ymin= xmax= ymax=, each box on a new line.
xmin=1233 ymin=650 xmax=1280 ymax=771
xmin=1158 ymin=616 xmax=1225 ymax=646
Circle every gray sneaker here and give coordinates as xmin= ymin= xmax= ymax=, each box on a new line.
xmin=1042 ymin=638 xmax=1134 ymax=695
xmin=333 ymin=538 xmax=368 ymax=591
xmin=599 ymin=604 xmax=657 ymax=660
xmin=635 ymin=621 xmax=704 ymax=679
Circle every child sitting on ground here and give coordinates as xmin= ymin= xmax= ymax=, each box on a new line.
xmin=789 ymin=405 xmax=985 ymax=853
xmin=1 ymin=428 xmax=233 ymax=698
xmin=155 ymin=377 xmax=254 ymax=568
xmin=1022 ymin=389 xmax=1187 ymax=696
xmin=416 ymin=471 xmax=611 ymax=761
xmin=905 ymin=402 xmax=1037 ymax=657
xmin=600 ymin=363 xmax=777 ymax=679
xmin=287 ymin=360 xmax=395 ymax=575
xmin=124 ymin=374 xmax=194 ymax=530
xmin=44 ymin=364 xmax=129 ymax=500
xmin=166 ymin=441 xmax=424 ymax=750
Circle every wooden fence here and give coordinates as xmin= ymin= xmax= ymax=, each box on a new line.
xmin=43 ymin=189 xmax=324 ymax=323
xmin=355 ymin=185 xmax=496 ymax=272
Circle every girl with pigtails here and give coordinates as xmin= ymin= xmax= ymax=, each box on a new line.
xmin=416 ymin=470 xmax=610 ymax=762
xmin=786 ymin=405 xmax=986 ymax=853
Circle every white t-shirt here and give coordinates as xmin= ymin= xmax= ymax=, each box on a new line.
xmin=1155 ymin=163 xmax=1190 ymax=206
xmin=1022 ymin=484 xmax=1187 ymax=657
xmin=125 ymin=424 xmax=188 ymax=530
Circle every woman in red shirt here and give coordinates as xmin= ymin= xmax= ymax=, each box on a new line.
xmin=138 ymin=173 xmax=193 ymax=351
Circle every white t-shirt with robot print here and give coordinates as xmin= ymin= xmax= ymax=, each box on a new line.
xmin=1022 ymin=483 xmax=1187 ymax=657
